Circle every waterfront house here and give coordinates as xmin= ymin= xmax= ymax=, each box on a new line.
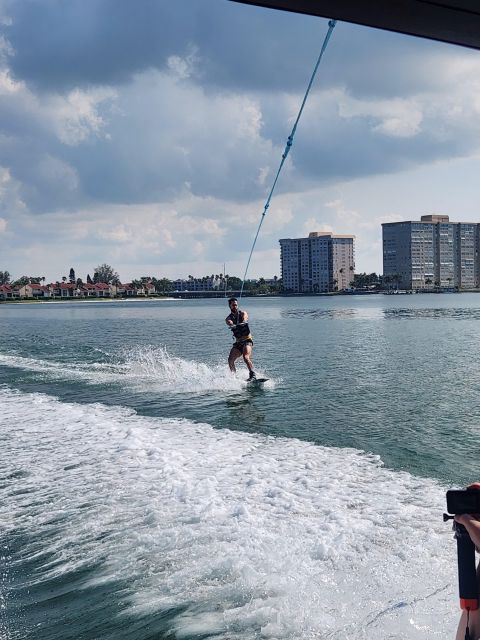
xmin=94 ymin=283 xmax=111 ymax=297
xmin=116 ymin=283 xmax=139 ymax=297
xmin=79 ymin=283 xmax=97 ymax=297
xmin=0 ymin=285 xmax=12 ymax=300
xmin=144 ymin=282 xmax=155 ymax=295
xmin=49 ymin=283 xmax=76 ymax=298
xmin=18 ymin=284 xmax=52 ymax=299
xmin=0 ymin=285 xmax=20 ymax=300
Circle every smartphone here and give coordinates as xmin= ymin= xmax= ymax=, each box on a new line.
xmin=446 ymin=489 xmax=480 ymax=515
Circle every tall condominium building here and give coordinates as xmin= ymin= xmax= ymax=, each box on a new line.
xmin=279 ymin=232 xmax=355 ymax=293
xmin=382 ymin=215 xmax=478 ymax=290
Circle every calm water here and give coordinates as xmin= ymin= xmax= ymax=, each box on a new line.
xmin=1 ymin=294 xmax=478 ymax=639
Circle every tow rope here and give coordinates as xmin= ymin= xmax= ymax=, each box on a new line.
xmin=239 ymin=19 xmax=337 ymax=298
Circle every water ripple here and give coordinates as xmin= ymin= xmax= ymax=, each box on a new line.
xmin=384 ymin=307 xmax=480 ymax=319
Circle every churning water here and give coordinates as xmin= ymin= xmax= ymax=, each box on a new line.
xmin=1 ymin=294 xmax=479 ymax=639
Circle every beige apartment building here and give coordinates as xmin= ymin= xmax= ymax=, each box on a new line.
xmin=280 ymin=231 xmax=355 ymax=293
xmin=382 ymin=215 xmax=477 ymax=290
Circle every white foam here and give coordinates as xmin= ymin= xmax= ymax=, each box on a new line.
xmin=0 ymin=346 xmax=274 ymax=393
xmin=0 ymin=388 xmax=458 ymax=638
xmin=123 ymin=346 xmax=264 ymax=392
xmin=0 ymin=352 xmax=126 ymax=382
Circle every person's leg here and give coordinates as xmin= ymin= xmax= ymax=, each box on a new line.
xmin=456 ymin=567 xmax=480 ymax=639
xmin=456 ymin=608 xmax=480 ymax=640
xmin=228 ymin=347 xmax=242 ymax=372
xmin=242 ymin=343 xmax=255 ymax=374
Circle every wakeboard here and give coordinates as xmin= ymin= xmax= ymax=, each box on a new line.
xmin=247 ymin=377 xmax=269 ymax=385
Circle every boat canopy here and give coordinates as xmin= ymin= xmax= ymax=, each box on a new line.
xmin=231 ymin=1 xmax=480 ymax=51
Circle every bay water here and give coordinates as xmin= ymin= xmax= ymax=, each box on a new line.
xmin=1 ymin=293 xmax=479 ymax=639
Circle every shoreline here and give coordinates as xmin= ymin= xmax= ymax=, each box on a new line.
xmin=0 ymin=297 xmax=178 ymax=305
xmin=3 ymin=288 xmax=480 ymax=305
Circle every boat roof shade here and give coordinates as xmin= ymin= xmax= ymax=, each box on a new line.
xmin=230 ymin=1 xmax=480 ymax=51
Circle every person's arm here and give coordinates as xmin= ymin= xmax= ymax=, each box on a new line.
xmin=455 ymin=514 xmax=480 ymax=549
xmin=455 ymin=483 xmax=480 ymax=640
xmin=454 ymin=483 xmax=480 ymax=549
xmin=240 ymin=310 xmax=248 ymax=322
xmin=226 ymin=315 xmax=234 ymax=327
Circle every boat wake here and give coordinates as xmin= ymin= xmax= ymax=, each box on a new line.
xmin=0 ymin=346 xmax=275 ymax=394
xmin=123 ymin=346 xmax=274 ymax=393
xmin=0 ymin=388 xmax=456 ymax=640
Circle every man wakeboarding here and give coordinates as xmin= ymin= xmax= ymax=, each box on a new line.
xmin=226 ymin=297 xmax=257 ymax=381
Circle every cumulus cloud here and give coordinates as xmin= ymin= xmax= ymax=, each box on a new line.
xmin=0 ymin=165 xmax=27 ymax=215
xmin=0 ymin=67 xmax=18 ymax=93
xmin=48 ymin=87 xmax=116 ymax=145
xmin=338 ymin=96 xmax=423 ymax=138
xmin=1 ymin=0 xmax=480 ymax=279
xmin=302 ymin=218 xmax=334 ymax=235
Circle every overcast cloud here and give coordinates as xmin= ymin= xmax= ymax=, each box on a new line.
xmin=1 ymin=0 xmax=480 ymax=282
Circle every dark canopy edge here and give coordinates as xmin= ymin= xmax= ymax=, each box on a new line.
xmin=231 ymin=0 xmax=480 ymax=51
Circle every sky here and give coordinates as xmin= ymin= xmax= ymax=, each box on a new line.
xmin=1 ymin=0 xmax=480 ymax=283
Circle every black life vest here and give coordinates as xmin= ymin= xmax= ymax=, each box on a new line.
xmin=230 ymin=310 xmax=252 ymax=340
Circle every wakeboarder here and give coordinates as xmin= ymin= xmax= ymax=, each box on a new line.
xmin=225 ymin=297 xmax=257 ymax=381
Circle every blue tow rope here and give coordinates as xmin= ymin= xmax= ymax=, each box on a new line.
xmin=239 ymin=19 xmax=337 ymax=298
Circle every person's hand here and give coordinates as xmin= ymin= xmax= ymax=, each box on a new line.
xmin=454 ymin=513 xmax=480 ymax=552
xmin=454 ymin=484 xmax=480 ymax=525
xmin=454 ymin=513 xmax=480 ymax=526
xmin=454 ymin=483 xmax=480 ymax=550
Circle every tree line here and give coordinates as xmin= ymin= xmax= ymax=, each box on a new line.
xmin=2 ymin=266 xmax=397 ymax=293
xmin=0 ymin=264 xmax=120 ymax=287
xmin=0 ymin=266 xmax=283 ymax=294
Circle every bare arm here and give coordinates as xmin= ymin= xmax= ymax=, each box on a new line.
xmin=454 ymin=482 xmax=480 ymax=548
xmin=455 ymin=514 xmax=480 ymax=550
xmin=455 ymin=483 xmax=480 ymax=640
xmin=226 ymin=315 xmax=234 ymax=327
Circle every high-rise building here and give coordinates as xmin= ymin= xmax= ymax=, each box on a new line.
xmin=382 ymin=215 xmax=478 ymax=289
xmin=279 ymin=232 xmax=355 ymax=293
